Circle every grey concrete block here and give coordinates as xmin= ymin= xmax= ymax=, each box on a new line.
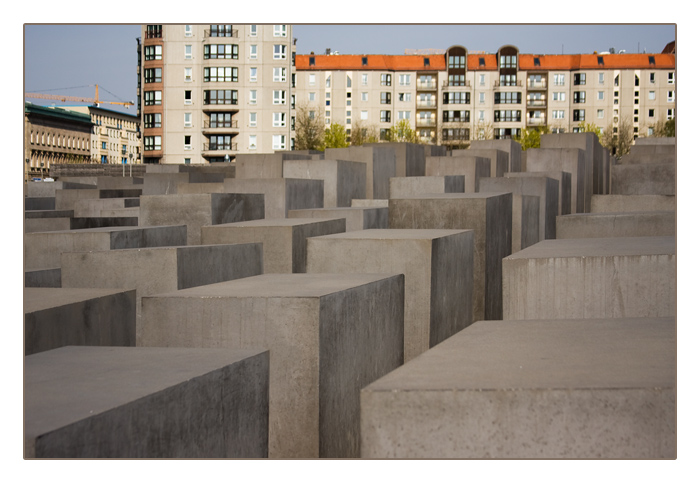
xmin=283 ymin=159 xmax=366 ymax=208
xmin=351 ymin=199 xmax=389 ymax=208
xmin=223 ymin=178 xmax=323 ymax=219
xmin=365 ymin=142 xmax=427 ymax=177
xmin=142 ymin=172 xmax=190 ymax=195
xmin=24 ymin=210 xmax=73 ymax=233
xmin=235 ymin=152 xmax=312 ymax=179
xmin=24 ymin=268 xmax=61 ymax=288
xmin=389 ymin=193 xmax=512 ymax=321
xmin=480 ymin=175 xmax=558 ymax=242
xmin=201 ymin=218 xmax=346 ymax=273
xmin=502 ymin=236 xmax=676 ymax=320
xmin=556 ymin=211 xmax=676 ymax=239
xmin=73 ymin=198 xmax=138 ymax=218
xmin=24 ymin=225 xmax=188 ymax=270
xmin=24 ymin=288 xmax=136 ymax=355
xmin=324 ymin=146 xmax=396 ymax=199
xmin=141 ymin=273 xmax=405 ymax=458
xmin=611 ymin=163 xmax=676 ymax=195
xmin=361 ymin=317 xmax=676 ymax=459
xmin=541 ymin=132 xmax=601 ymax=205
xmin=176 ymin=182 xmax=225 ymax=194
xmin=454 ymin=148 xmax=509 ymax=178
xmin=24 ymin=197 xmax=56 ymax=211
xmin=26 ymin=181 xmax=94 ymax=198
xmin=139 ymin=193 xmax=264 ymax=245
xmin=425 ymin=155 xmax=490 ymax=192
xmin=591 ymin=194 xmax=676 ymax=213
xmin=389 ymin=176 xmax=465 ymax=199
xmin=468 ymin=139 xmax=523 ymax=172
xmin=525 ymin=148 xmax=586 ymax=213
xmin=61 ymin=243 xmax=263 ymax=344
xmin=24 ymin=346 xmax=269 ymax=458
xmin=506 ymin=171 xmax=571 ymax=216
xmin=287 ymin=207 xmax=388 ymax=232
xmin=307 ymin=229 xmax=474 ymax=361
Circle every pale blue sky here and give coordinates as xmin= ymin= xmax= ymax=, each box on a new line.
xmin=23 ymin=24 xmax=675 ymax=115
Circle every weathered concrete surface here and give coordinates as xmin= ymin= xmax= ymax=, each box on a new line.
xmin=141 ymin=273 xmax=404 ymax=458
xmin=425 ymin=155 xmax=490 ymax=192
xmin=283 ymin=159 xmax=366 ymax=208
xmin=73 ymin=198 xmax=139 ymax=218
xmin=24 ymin=268 xmax=61 ymax=288
xmin=61 ymin=243 xmax=263 ymax=344
xmin=556 ymin=211 xmax=676 ymax=239
xmin=24 ymin=287 xmax=136 ymax=355
xmin=506 ymin=171 xmax=571 ymax=216
xmin=324 ymin=146 xmax=396 ymax=199
xmin=223 ymin=178 xmax=323 ymax=219
xmin=468 ymin=139 xmax=523 ymax=172
xmin=389 ymin=193 xmax=512 ymax=321
xmin=525 ymin=147 xmax=586 ymax=213
xmin=142 ymin=172 xmax=190 ymax=195
xmin=24 ymin=225 xmax=188 ymax=270
xmin=502 ymin=236 xmax=676 ymax=320
xmin=176 ymin=182 xmax=225 ymax=194
xmin=235 ymin=152 xmax=312 ymax=179
xmin=26 ymin=181 xmax=94 ymax=198
xmin=139 ymin=193 xmax=264 ymax=245
xmin=361 ymin=317 xmax=676 ymax=459
xmin=201 ymin=218 xmax=346 ymax=273
xmin=24 ymin=197 xmax=56 ymax=211
xmin=453 ymin=148 xmax=509 ymax=178
xmin=24 ymin=210 xmax=73 ymax=233
xmin=611 ymin=163 xmax=676 ymax=195
xmin=307 ymin=229 xmax=473 ymax=361
xmin=287 ymin=207 xmax=388 ymax=232
xmin=25 ymin=346 xmax=269 ymax=458
xmin=389 ymin=176 xmax=465 ymax=199
xmin=365 ymin=142 xmax=427 ymax=177
xmin=351 ymin=199 xmax=389 ymax=208
xmin=591 ymin=194 xmax=676 ymax=213
xmin=480 ymin=175 xmax=557 ymax=243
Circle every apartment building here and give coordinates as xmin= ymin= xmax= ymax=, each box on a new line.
xmin=138 ymin=24 xmax=296 ymax=164
xmin=295 ymin=43 xmax=676 ymax=147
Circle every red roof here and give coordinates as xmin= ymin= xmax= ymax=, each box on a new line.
xmin=296 ymin=54 xmax=445 ymax=71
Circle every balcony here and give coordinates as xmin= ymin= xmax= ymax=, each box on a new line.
xmin=442 ymin=80 xmax=471 ymax=89
xmin=416 ymin=100 xmax=437 ymax=108
xmin=202 ymin=142 xmax=238 ymax=157
xmin=527 ymin=79 xmax=547 ymax=89
xmin=202 ymin=118 xmax=239 ymax=133
xmin=416 ymin=80 xmax=437 ymax=91
xmin=526 ymin=99 xmax=547 ymax=108
xmin=205 ymin=28 xmax=238 ymax=38
xmin=416 ymin=119 xmax=436 ymax=128
xmin=527 ymin=116 xmax=547 ymax=126
xmin=494 ymin=80 xmax=523 ymax=88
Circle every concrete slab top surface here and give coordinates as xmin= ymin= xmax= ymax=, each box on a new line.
xmin=364 ymin=318 xmax=675 ymax=392
xmin=24 ymin=346 xmax=267 ymax=440
xmin=560 ymin=211 xmax=676 ymax=217
xmin=311 ymin=228 xmax=472 ymax=240
xmin=27 ymin=225 xmax=185 ymax=235
xmin=24 ymin=287 xmax=134 ymax=313
xmin=210 ymin=218 xmax=344 ymax=228
xmin=145 ymin=273 xmax=402 ymax=299
xmin=392 ymin=192 xmax=510 ymax=201
xmin=506 ymin=236 xmax=676 ymax=259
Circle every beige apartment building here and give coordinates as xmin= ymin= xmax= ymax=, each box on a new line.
xmin=295 ymin=42 xmax=676 ymax=148
xmin=138 ymin=24 xmax=296 ymax=164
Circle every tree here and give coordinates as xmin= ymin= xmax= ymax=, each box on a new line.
xmin=294 ymin=104 xmax=325 ymax=151
xmin=515 ymin=126 xmax=550 ymax=151
xmin=324 ymin=122 xmax=349 ymax=149
xmin=576 ymin=121 xmax=602 ymax=137
xmin=386 ymin=119 xmax=419 ymax=143
xmin=648 ymin=117 xmax=675 ymax=138
xmin=472 ymin=120 xmax=494 ymax=141
xmin=599 ymin=118 xmax=634 ymax=159
xmin=350 ymin=120 xmax=379 ymax=146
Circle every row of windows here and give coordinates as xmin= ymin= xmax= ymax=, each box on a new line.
xmin=29 ymin=131 xmax=89 ymax=150
xmin=150 ymin=24 xmax=287 ymax=39
xmin=144 ymin=133 xmax=288 ymax=153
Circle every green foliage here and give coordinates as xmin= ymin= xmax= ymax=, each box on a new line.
xmin=576 ymin=121 xmax=602 ymax=137
xmin=515 ymin=126 xmax=549 ymax=151
xmin=294 ymin=105 xmax=325 ymax=151
xmin=386 ymin=119 xmax=419 ymax=143
xmin=324 ymin=122 xmax=349 ymax=149
xmin=350 ymin=121 xmax=379 ymax=146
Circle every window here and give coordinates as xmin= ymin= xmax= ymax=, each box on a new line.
xmin=361 ymin=92 xmax=368 ymax=102
xmin=448 ymin=55 xmax=466 ymax=69
xmin=273 ymin=112 xmax=286 ymax=127
xmin=209 ymin=25 xmax=233 ymax=37
xmin=398 ymin=111 xmax=411 ymax=120
xmin=668 ymin=72 xmax=675 ymax=84
xmin=443 ymin=110 xmax=469 ymax=122
xmin=273 ymin=44 xmax=287 ymax=59
xmin=573 ymin=110 xmax=585 ymax=122
xmin=184 ymin=112 xmax=192 ymax=127
xmin=573 ymin=92 xmax=586 ymax=104
xmin=599 ymin=72 xmax=605 ymax=84
xmin=309 ymin=92 xmax=316 ymax=101
xmin=443 ymin=92 xmax=470 ymax=104
xmin=667 ymin=109 xmax=675 ymax=119
xmin=347 ymin=75 xmax=352 ymax=88
xmin=380 ymin=92 xmax=391 ymax=104
xmin=185 ymin=25 xmax=193 ymax=37
xmin=249 ymin=90 xmax=257 ymax=104
xmin=668 ymin=91 xmax=675 ymax=102
xmin=203 ymin=89 xmax=238 ymax=105
xmin=204 ymin=44 xmax=238 ymax=60
xmin=360 ymin=110 xmax=368 ymax=120
xmin=649 ymin=72 xmax=656 ymax=83
xmin=204 ymin=67 xmax=237 ymax=82
xmin=208 ymin=135 xmax=232 ymax=150
xmin=499 ymin=74 xmax=517 ymax=86
xmin=144 ymin=68 xmax=162 ymax=83
xmin=399 ymin=74 xmax=411 ymax=86
xmin=144 ymin=135 xmax=161 ymax=151
xmin=595 ymin=91 xmax=603 ymax=100
xmin=574 ymin=73 xmax=586 ymax=85
xmin=597 ymin=109 xmax=604 ymax=119
xmin=494 ymin=110 xmax=521 ymax=122
xmin=380 ymin=111 xmax=391 ymax=123
xmin=250 ymin=67 xmax=257 ymax=82
xmin=553 ymin=74 xmax=565 ymax=86
xmin=250 ymin=25 xmax=257 ymax=36
xmin=448 ymin=75 xmax=466 ymax=86
xmin=442 ymin=128 xmax=470 ymax=142
xmin=146 ymin=25 xmax=162 ymax=39
xmin=185 ymin=45 xmax=192 ymax=59
xmin=326 ymin=75 xmax=331 ymax=88
xmin=552 ymin=110 xmax=565 ymax=120
xmin=249 ymin=112 xmax=257 ymax=127
xmin=250 ymin=45 xmax=257 ymax=59
xmin=381 ymin=74 xmax=391 ymax=86
xmin=184 ymin=90 xmax=192 ymax=105
xmin=144 ymin=90 xmax=162 ymax=105
xmin=494 ymin=92 xmax=521 ymax=104
xmin=649 ymin=91 xmax=656 ymax=100
xmin=309 ymin=73 xmax=316 ymax=86
xmin=210 ymin=112 xmax=232 ymax=128
xmin=249 ymin=135 xmax=257 ymax=149
xmin=273 ymin=25 xmax=287 ymax=37
xmin=552 ymin=92 xmax=565 ymax=101
xmin=649 ymin=109 xmax=655 ymax=117
xmin=479 ymin=74 xmax=486 ymax=86
xmin=309 ymin=56 xmax=315 ymax=66
xmin=144 ymin=45 xmax=162 ymax=61
xmin=479 ymin=92 xmax=485 ymax=104
xmin=499 ymin=55 xmax=517 ymax=69
xmin=272 ymin=134 xmax=286 ymax=150
xmin=273 ymin=90 xmax=286 ymax=105
xmin=184 ymin=67 xmax=192 ymax=82
xmin=184 ymin=135 xmax=192 ymax=150
xmin=273 ymin=67 xmax=287 ymax=82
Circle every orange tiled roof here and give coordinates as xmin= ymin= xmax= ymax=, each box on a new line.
xmin=296 ymin=52 xmax=675 ymax=71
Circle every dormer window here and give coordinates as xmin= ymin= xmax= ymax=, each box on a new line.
xmin=479 ymin=57 xmax=485 ymax=67
xmin=362 ymin=56 xmax=368 ymax=66
xmin=598 ymin=56 xmax=604 ymax=66
xmin=424 ymin=57 xmax=430 ymax=67
xmin=309 ymin=56 xmax=315 ymax=66
xmin=534 ymin=57 xmax=540 ymax=66
xmin=649 ymin=56 xmax=656 ymax=65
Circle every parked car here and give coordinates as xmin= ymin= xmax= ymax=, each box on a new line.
xmin=43 ymin=178 xmax=54 ymax=182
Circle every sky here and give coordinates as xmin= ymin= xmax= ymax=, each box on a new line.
xmin=22 ymin=23 xmax=676 ymax=116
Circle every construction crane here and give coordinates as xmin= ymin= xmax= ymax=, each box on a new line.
xmin=24 ymin=85 xmax=134 ymax=109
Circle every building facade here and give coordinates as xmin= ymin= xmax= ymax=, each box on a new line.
xmin=138 ymin=24 xmax=296 ymax=164
xmin=295 ymin=43 xmax=676 ymax=148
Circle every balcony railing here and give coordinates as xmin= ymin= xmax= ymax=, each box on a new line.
xmin=494 ymin=80 xmax=523 ymax=87
xmin=416 ymin=100 xmax=437 ymax=108
xmin=527 ymin=117 xmax=547 ymax=126
xmin=527 ymin=79 xmax=547 ymax=89
xmin=203 ymin=119 xmax=239 ymax=129
xmin=416 ymin=81 xmax=437 ymax=90
xmin=205 ymin=28 xmax=238 ymax=38
xmin=442 ymin=80 xmax=472 ymax=89
xmin=526 ymin=99 xmax=547 ymax=107
xmin=203 ymin=142 xmax=238 ymax=152
xmin=416 ymin=119 xmax=436 ymax=127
